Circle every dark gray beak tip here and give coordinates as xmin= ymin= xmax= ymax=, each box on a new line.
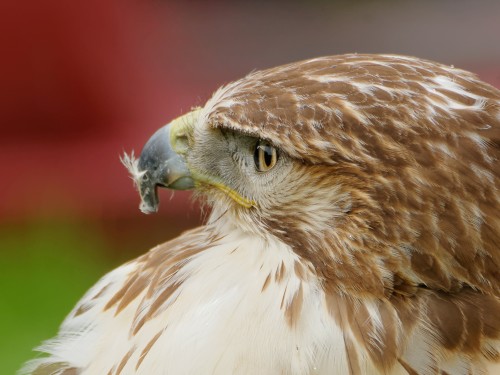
xmin=140 ymin=202 xmax=159 ymax=214
xmin=138 ymin=173 xmax=160 ymax=214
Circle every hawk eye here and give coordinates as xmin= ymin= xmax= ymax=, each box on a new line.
xmin=254 ymin=140 xmax=278 ymax=172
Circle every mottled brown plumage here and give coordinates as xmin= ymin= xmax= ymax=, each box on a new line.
xmin=200 ymin=54 xmax=500 ymax=372
xmin=24 ymin=54 xmax=500 ymax=375
xmin=207 ymin=54 xmax=500 ymax=293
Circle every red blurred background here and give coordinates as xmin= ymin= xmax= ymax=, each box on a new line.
xmin=0 ymin=0 xmax=499 ymax=372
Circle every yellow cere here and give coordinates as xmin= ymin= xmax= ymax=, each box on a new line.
xmin=169 ymin=107 xmax=203 ymax=155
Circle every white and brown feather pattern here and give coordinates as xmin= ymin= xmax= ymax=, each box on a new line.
xmin=24 ymin=222 xmax=338 ymax=374
xmin=205 ymin=54 xmax=499 ymax=290
xmin=200 ymin=54 xmax=500 ymax=373
xmin=22 ymin=54 xmax=499 ymax=375
xmin=201 ymin=59 xmax=499 ymax=287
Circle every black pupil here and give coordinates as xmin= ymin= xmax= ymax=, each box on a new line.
xmin=263 ymin=145 xmax=273 ymax=166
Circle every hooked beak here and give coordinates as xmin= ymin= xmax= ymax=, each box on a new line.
xmin=127 ymin=109 xmax=201 ymax=214
xmin=124 ymin=107 xmax=255 ymax=213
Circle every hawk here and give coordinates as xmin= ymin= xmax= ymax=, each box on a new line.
xmin=23 ymin=54 xmax=500 ymax=375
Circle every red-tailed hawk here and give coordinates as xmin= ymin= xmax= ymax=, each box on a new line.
xmin=23 ymin=54 xmax=500 ymax=374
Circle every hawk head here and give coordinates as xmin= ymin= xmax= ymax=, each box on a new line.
xmin=124 ymin=54 xmax=500 ymax=299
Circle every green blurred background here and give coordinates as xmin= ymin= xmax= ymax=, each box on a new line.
xmin=1 ymin=0 xmax=499 ymax=373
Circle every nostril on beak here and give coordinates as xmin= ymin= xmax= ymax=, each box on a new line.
xmin=172 ymin=133 xmax=190 ymax=155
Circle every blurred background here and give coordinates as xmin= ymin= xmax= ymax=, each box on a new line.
xmin=1 ymin=0 xmax=499 ymax=373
